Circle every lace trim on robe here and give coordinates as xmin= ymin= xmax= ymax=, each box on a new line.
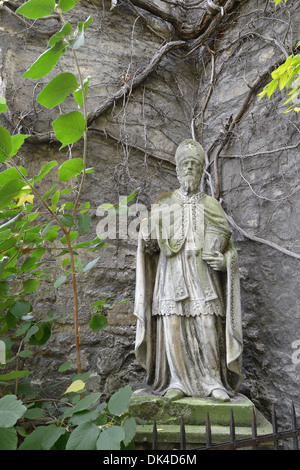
xmin=152 ymin=299 xmax=224 ymax=317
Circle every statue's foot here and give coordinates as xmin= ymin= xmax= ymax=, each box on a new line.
xmin=211 ymin=389 xmax=230 ymax=402
xmin=164 ymin=388 xmax=185 ymax=401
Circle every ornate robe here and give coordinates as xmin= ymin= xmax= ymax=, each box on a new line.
xmin=134 ymin=190 xmax=243 ymax=397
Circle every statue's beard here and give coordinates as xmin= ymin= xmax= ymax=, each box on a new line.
xmin=178 ymin=174 xmax=201 ymax=194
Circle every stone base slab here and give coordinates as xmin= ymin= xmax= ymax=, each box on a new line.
xmin=128 ymin=393 xmax=273 ymax=450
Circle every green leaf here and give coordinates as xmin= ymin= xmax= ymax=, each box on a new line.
xmin=43 ymin=426 xmax=66 ymax=450
xmin=48 ymin=22 xmax=72 ymax=47
xmin=69 ymin=32 xmax=84 ymax=50
xmin=0 ymin=370 xmax=30 ymax=382
xmin=80 ymin=15 xmax=93 ymax=31
xmin=32 ymin=161 xmax=57 ymax=183
xmin=10 ymin=300 xmax=32 ymax=318
xmin=61 ymin=188 xmax=76 ymax=195
xmin=89 ymin=314 xmax=108 ymax=331
xmin=61 ymin=231 xmax=78 ymax=244
xmin=18 ymin=426 xmax=46 ymax=450
xmin=61 ymin=257 xmax=70 ymax=267
xmin=53 ymin=112 xmax=85 ymax=148
xmin=78 ymin=212 xmax=91 ymax=235
xmin=32 ymin=247 xmax=47 ymax=259
xmin=0 ymin=97 xmax=8 ymax=114
xmin=97 ymin=426 xmax=125 ymax=451
xmin=0 ymin=427 xmax=17 ymax=450
xmin=68 ymin=17 xmax=93 ymax=50
xmin=64 ymin=201 xmax=74 ymax=210
xmin=19 ymin=349 xmax=33 ymax=358
xmin=58 ymin=361 xmax=71 ymax=372
xmin=0 ymin=395 xmax=27 ymax=428
xmin=267 ymin=79 xmax=278 ymax=98
xmin=0 ymin=126 xmax=12 ymax=163
xmin=279 ymin=71 xmax=290 ymax=90
xmin=19 ymin=425 xmax=66 ymax=450
xmin=23 ymin=41 xmax=66 ymax=79
xmin=120 ymin=189 xmax=136 ymax=205
xmin=83 ymin=257 xmax=100 ymax=272
xmin=70 ymin=409 xmax=99 ymax=426
xmin=37 ymin=73 xmax=79 ymax=109
xmin=28 ymin=323 xmax=51 ymax=345
xmin=271 ymin=60 xmax=290 ymax=80
xmin=122 ymin=417 xmax=136 ymax=446
xmin=72 ymin=241 xmax=90 ymax=249
xmin=59 ymin=213 xmax=74 ymax=227
xmin=64 ymin=392 xmax=101 ymax=417
xmin=42 ymin=184 xmax=57 ymax=201
xmin=52 ymin=190 xmax=60 ymax=206
xmin=24 ymin=408 xmax=44 ymax=419
xmin=0 ymin=178 xmax=25 ymax=209
xmin=66 ymin=422 xmax=100 ymax=450
xmin=59 ymin=0 xmax=79 ymax=12
xmin=54 ymin=275 xmax=67 ymax=288
xmin=10 ymin=134 xmax=30 ymax=157
xmin=15 ymin=322 xmax=31 ymax=337
xmin=283 ymin=92 xmax=298 ymax=105
xmin=16 ymin=0 xmax=55 ymax=19
xmin=73 ymin=76 xmax=90 ymax=107
xmin=107 ymin=385 xmax=132 ymax=416
xmin=257 ymin=88 xmax=268 ymax=100
xmin=24 ymin=325 xmax=39 ymax=342
xmin=58 ymin=157 xmax=84 ymax=181
xmin=0 ymin=167 xmax=27 ymax=186
xmin=23 ymin=278 xmax=40 ymax=293
xmin=80 ymin=202 xmax=90 ymax=213
xmin=74 ymin=257 xmax=84 ymax=271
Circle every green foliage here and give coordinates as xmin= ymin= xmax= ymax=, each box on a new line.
xmin=0 ymin=383 xmax=135 ymax=450
xmin=258 ymin=52 xmax=300 ymax=113
xmin=0 ymin=0 xmax=136 ymax=451
xmin=258 ymin=1 xmax=299 ymax=113
xmin=273 ymin=0 xmax=287 ymax=6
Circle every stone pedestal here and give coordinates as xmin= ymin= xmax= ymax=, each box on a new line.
xmin=128 ymin=393 xmax=273 ymax=450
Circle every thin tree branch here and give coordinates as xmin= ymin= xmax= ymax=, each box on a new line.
xmin=2 ymin=5 xmax=60 ymax=36
xmin=226 ymin=213 xmax=300 ymax=260
xmin=87 ymin=40 xmax=185 ymax=126
xmin=221 ymin=141 xmax=300 ymax=158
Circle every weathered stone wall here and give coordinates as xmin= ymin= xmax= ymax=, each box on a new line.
xmin=1 ymin=0 xmax=300 ymax=431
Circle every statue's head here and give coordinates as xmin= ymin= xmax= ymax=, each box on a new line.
xmin=175 ymin=139 xmax=205 ymax=194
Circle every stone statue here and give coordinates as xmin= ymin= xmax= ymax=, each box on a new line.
xmin=133 ymin=139 xmax=243 ymax=402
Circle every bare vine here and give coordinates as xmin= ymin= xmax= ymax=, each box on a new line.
xmin=2 ymin=0 xmax=300 ymax=262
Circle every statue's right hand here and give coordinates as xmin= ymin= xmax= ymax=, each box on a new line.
xmin=203 ymin=251 xmax=226 ymax=271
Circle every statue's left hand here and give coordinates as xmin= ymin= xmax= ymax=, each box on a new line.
xmin=203 ymin=251 xmax=226 ymax=271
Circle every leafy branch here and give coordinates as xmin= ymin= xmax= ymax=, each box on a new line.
xmin=258 ymin=0 xmax=300 ymax=113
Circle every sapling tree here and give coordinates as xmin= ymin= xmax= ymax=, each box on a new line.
xmin=0 ymin=0 xmax=136 ymax=450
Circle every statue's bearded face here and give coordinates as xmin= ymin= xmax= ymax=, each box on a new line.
xmin=176 ymin=156 xmax=203 ymax=194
